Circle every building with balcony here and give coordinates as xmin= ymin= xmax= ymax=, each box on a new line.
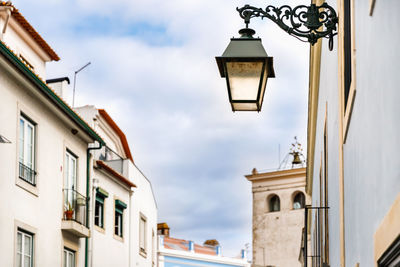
xmin=75 ymin=105 xmax=158 ymax=267
xmin=305 ymin=0 xmax=400 ymax=266
xmin=0 ymin=2 xmax=104 ymax=266
xmin=0 ymin=3 xmax=158 ymax=267
xmin=157 ymin=223 xmax=250 ymax=267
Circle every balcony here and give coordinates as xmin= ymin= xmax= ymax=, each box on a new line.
xmin=61 ymin=189 xmax=89 ymax=238
xmin=19 ymin=162 xmax=36 ymax=186
xmin=97 ymin=146 xmax=124 ymax=174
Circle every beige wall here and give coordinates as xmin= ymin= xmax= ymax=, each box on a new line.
xmin=247 ymin=168 xmax=309 ymax=267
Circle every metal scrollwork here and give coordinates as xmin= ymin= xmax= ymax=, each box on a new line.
xmin=237 ymin=3 xmax=338 ymax=50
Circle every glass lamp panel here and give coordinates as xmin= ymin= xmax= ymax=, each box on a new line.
xmin=226 ymin=61 xmax=263 ymax=101
xmin=258 ymin=67 xmax=268 ymax=108
xmin=232 ymin=103 xmax=258 ymax=111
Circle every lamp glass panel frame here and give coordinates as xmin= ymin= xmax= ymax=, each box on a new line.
xmin=223 ymin=58 xmax=268 ymax=112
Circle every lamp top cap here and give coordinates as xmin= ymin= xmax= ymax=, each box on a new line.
xmin=238 ymin=28 xmax=256 ymax=38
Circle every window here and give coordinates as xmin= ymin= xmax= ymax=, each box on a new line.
xmin=342 ymin=0 xmax=356 ymax=140
xmin=115 ymin=200 xmax=127 ymax=238
xmin=63 ymin=248 xmax=75 ymax=267
xmin=94 ymin=188 xmax=108 ymax=228
xmin=152 ymin=229 xmax=155 ymax=266
xmin=64 ymin=151 xmax=77 ymax=191
xmin=16 ymin=229 xmax=33 ymax=267
xmin=19 ymin=115 xmax=36 ymax=185
xmin=293 ymin=192 xmax=305 ymax=209
xmin=268 ymin=195 xmax=280 ymax=212
xmin=378 ymin=236 xmax=400 ymax=267
xmin=139 ymin=215 xmax=147 ymax=255
xmin=343 ymin=0 xmax=353 ymax=112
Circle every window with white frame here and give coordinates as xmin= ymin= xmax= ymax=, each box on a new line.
xmin=63 ymin=248 xmax=75 ymax=267
xmin=114 ymin=200 xmax=126 ymax=238
xmin=95 ymin=188 xmax=108 ymax=228
xmin=16 ymin=229 xmax=33 ymax=267
xmin=64 ymin=151 xmax=77 ymax=191
xmin=139 ymin=215 xmax=147 ymax=254
xmin=19 ymin=114 xmax=36 ymax=185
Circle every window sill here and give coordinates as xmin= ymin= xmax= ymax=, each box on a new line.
xmin=94 ymin=225 xmax=105 ymax=234
xmin=139 ymin=249 xmax=147 ymax=259
xmin=16 ymin=177 xmax=38 ymax=197
xmin=113 ymin=234 xmax=124 ymax=242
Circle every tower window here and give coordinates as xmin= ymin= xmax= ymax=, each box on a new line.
xmin=269 ymin=195 xmax=280 ymax=212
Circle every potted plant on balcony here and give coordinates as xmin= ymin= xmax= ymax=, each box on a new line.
xmin=64 ymin=202 xmax=74 ymax=220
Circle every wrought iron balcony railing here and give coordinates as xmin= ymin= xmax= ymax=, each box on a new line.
xmin=97 ymin=146 xmax=124 ymax=174
xmin=63 ymin=189 xmax=87 ymax=226
xmin=303 ymin=205 xmax=330 ymax=267
xmin=19 ymin=162 xmax=36 ymax=186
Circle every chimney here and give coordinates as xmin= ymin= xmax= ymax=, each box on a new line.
xmin=158 ymin=235 xmax=164 ymax=249
xmin=241 ymin=249 xmax=246 ymax=259
xmin=47 ymin=77 xmax=70 ymax=102
xmin=157 ymin=222 xmax=170 ymax=237
xmin=216 ymin=245 xmax=221 ymax=256
xmin=188 ymin=241 xmax=195 ymax=252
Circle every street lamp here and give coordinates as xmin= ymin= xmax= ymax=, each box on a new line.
xmin=216 ymin=2 xmax=338 ymax=112
xmin=216 ymin=27 xmax=275 ymax=112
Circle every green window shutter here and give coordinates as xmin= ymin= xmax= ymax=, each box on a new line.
xmin=115 ymin=199 xmax=127 ymax=213
xmin=96 ymin=187 xmax=109 ymax=198
xmin=96 ymin=194 xmax=105 ymax=204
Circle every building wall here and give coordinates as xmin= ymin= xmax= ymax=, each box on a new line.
xmin=247 ymin=168 xmax=309 ymax=267
xmin=310 ymin=0 xmax=400 ymax=266
xmin=126 ymin=161 xmax=158 ymax=266
xmin=0 ymin=55 xmax=89 ymax=266
xmin=91 ymin=169 xmax=131 ymax=267
xmin=76 ymin=105 xmax=158 ymax=267
xmin=0 ymin=15 xmax=48 ymax=78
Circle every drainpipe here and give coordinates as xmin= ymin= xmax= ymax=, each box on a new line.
xmin=85 ymin=141 xmax=103 ymax=267
xmin=129 ymin=189 xmax=133 ymax=267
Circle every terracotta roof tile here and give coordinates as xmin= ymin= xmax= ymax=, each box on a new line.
xmin=163 ymin=237 xmax=217 ymax=256
xmin=0 ymin=2 xmax=60 ymax=61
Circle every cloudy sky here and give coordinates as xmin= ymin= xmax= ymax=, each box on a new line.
xmin=14 ymin=0 xmax=309 ymax=258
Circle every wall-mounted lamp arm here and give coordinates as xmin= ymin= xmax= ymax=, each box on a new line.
xmin=237 ymin=3 xmax=338 ymax=50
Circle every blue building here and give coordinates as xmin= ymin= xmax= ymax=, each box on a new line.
xmin=157 ymin=225 xmax=249 ymax=267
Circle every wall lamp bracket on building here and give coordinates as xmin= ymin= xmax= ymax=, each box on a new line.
xmin=215 ymin=3 xmax=338 ymax=112
xmin=237 ymin=3 xmax=338 ymax=50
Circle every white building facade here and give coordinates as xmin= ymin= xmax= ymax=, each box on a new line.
xmin=0 ymin=3 xmax=158 ymax=267
xmin=76 ymin=106 xmax=158 ymax=267
xmin=0 ymin=3 xmax=104 ymax=266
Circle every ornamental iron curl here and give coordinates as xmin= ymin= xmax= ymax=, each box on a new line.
xmin=237 ymin=3 xmax=338 ymax=50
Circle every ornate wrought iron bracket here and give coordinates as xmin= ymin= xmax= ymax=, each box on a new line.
xmin=237 ymin=3 xmax=338 ymax=50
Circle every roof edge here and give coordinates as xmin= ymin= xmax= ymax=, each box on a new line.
xmin=96 ymin=160 xmax=136 ymax=188
xmin=0 ymin=40 xmax=105 ymax=145
xmin=98 ymin=109 xmax=133 ymax=162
